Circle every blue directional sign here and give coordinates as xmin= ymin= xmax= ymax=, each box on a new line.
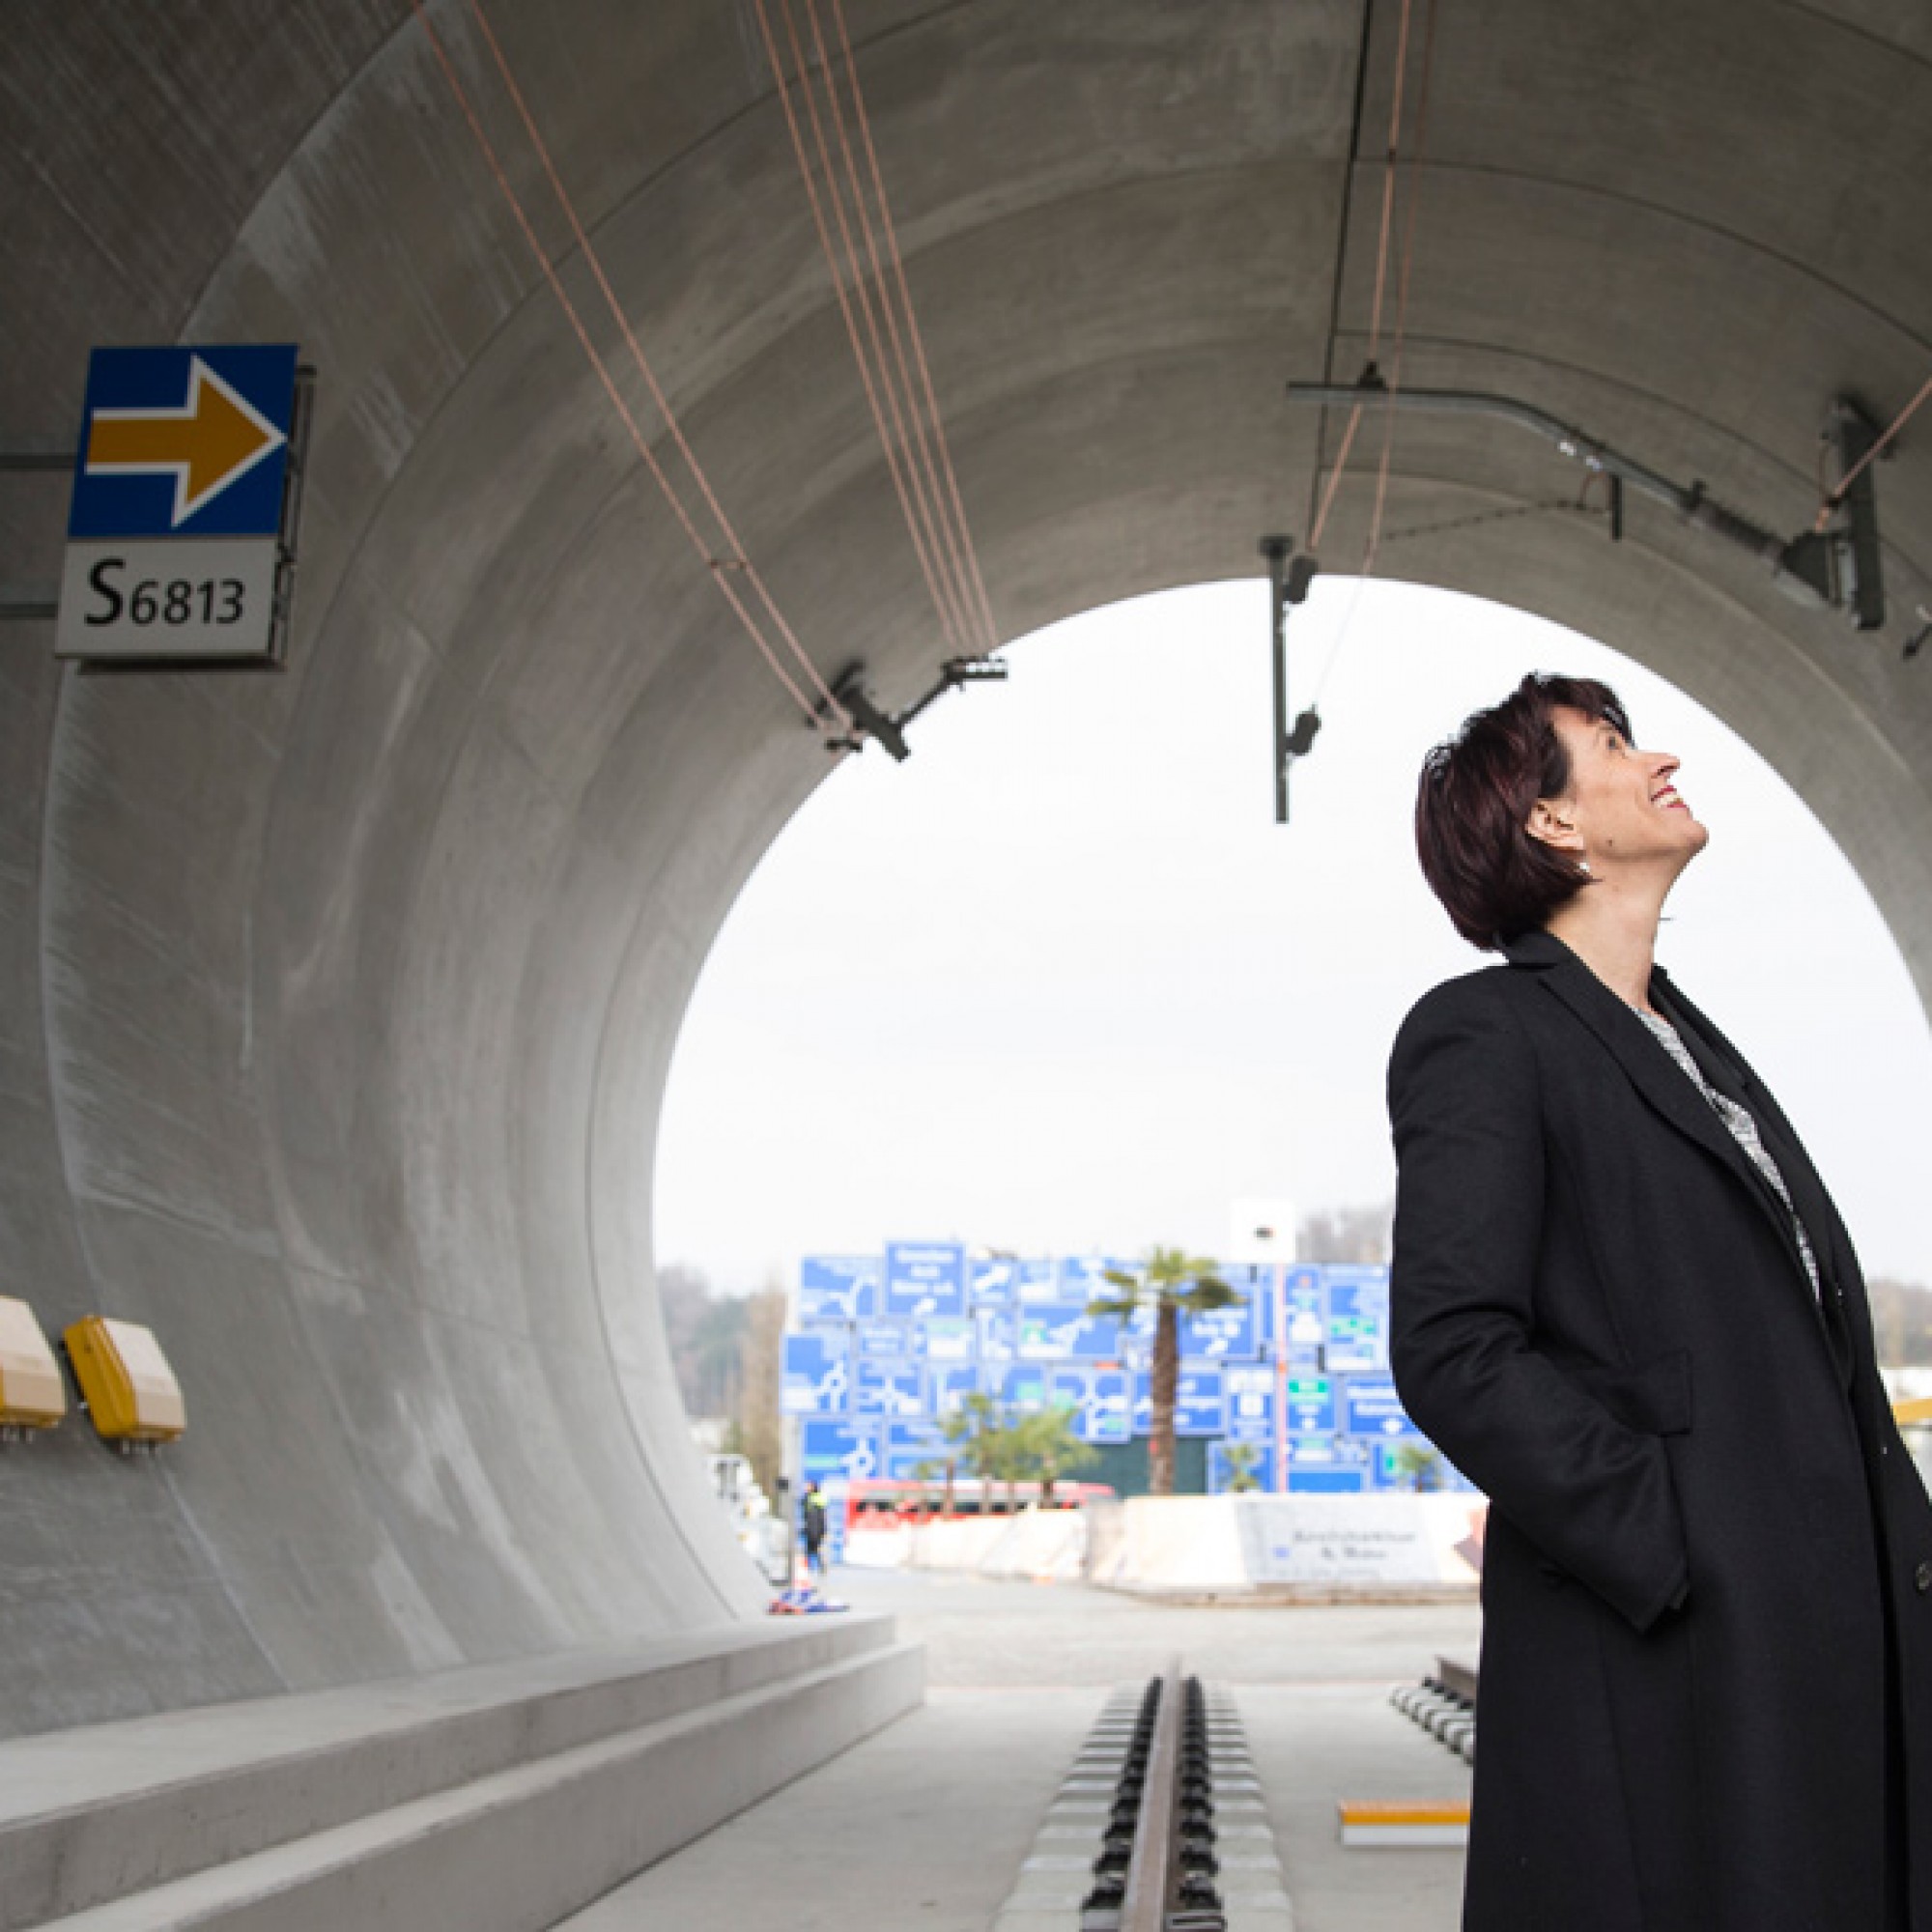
xmin=856 ymin=1320 xmax=910 ymax=1360
xmin=1325 ymin=1267 xmax=1391 ymax=1371
xmin=884 ymin=1241 xmax=967 ymax=1320
xmin=1208 ymin=1438 xmax=1277 ymax=1494
xmin=977 ymin=1308 xmax=1016 ymax=1361
xmin=800 ymin=1255 xmax=880 ymax=1324
xmin=918 ymin=1317 xmax=978 ymax=1363
xmin=1057 ymin=1254 xmax=1137 ymax=1304
xmin=1050 ymin=1367 xmax=1131 ymax=1445
xmin=1183 ymin=1292 xmax=1260 ymax=1362
xmin=781 ymin=1332 xmax=850 ymax=1416
xmin=1223 ymin=1365 xmax=1275 ymax=1441
xmin=1133 ymin=1367 xmax=1226 ymax=1438
xmin=926 ymin=1363 xmax=981 ymax=1417
xmin=881 ymin=1418 xmax=950 ymax=1480
xmin=1001 ymin=1365 xmax=1051 ymax=1414
xmin=855 ymin=1357 xmax=925 ymax=1417
xmin=69 ymin=346 xmax=298 ymax=539
xmin=970 ymin=1255 xmax=1020 ymax=1307
xmin=801 ymin=1420 xmax=878 ymax=1483
xmin=1343 ymin=1378 xmax=1420 ymax=1439
xmin=57 ymin=345 xmax=306 ymax=665
xmin=1284 ymin=1376 xmax=1337 ymax=1435
xmin=1278 ymin=1265 xmax=1327 ymax=1363
xmin=1014 ymin=1258 xmax=1061 ymax=1304
xmin=1018 ymin=1302 xmax=1121 ymax=1361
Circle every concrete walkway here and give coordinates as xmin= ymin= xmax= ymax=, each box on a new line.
xmin=554 ymin=1568 xmax=1478 ymax=1930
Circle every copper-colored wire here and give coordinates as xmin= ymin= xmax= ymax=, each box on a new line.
xmin=1309 ymin=0 xmax=1415 ymax=553
xmin=411 ymin=1 xmax=841 ymax=730
xmin=752 ymin=0 xmax=969 ymax=655
xmin=824 ymin=0 xmax=998 ymax=653
xmin=1814 ymin=370 xmax=1932 ymax=532
xmin=1360 ymin=0 xmax=1439 ymax=581
xmin=802 ymin=0 xmax=980 ymax=652
xmin=460 ymin=0 xmax=847 ymax=721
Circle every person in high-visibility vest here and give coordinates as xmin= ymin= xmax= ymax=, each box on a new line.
xmin=800 ymin=1480 xmax=828 ymax=1577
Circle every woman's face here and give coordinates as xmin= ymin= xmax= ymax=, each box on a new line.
xmin=1539 ymin=705 xmax=1710 ymax=874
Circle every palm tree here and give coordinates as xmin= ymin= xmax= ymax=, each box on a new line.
xmin=1089 ymin=1245 xmax=1237 ymax=1496
xmin=941 ymin=1389 xmax=1005 ymax=1510
xmin=1014 ymin=1406 xmax=1098 ymax=1505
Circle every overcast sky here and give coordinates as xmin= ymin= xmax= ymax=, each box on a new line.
xmin=654 ymin=577 xmax=1932 ymax=1295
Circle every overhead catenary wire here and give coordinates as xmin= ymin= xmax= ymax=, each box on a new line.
xmin=1309 ymin=0 xmax=1440 ymax=711
xmin=1308 ymin=0 xmax=1417 ymax=554
xmin=753 ymin=0 xmax=971 ymax=657
xmin=823 ymin=0 xmax=999 ymax=655
xmin=411 ymin=0 xmax=851 ymax=734
xmin=752 ymin=0 xmax=998 ymax=660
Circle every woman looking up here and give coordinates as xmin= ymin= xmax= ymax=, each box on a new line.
xmin=1388 ymin=671 xmax=1932 ymax=1931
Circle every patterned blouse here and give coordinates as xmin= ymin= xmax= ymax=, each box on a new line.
xmin=1636 ymin=1009 xmax=1822 ymax=1300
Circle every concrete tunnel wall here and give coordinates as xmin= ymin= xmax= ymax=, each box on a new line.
xmin=2 ymin=0 xmax=1930 ymax=1739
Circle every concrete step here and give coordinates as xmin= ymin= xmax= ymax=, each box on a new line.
xmin=1 ymin=1617 xmax=921 ymax=1932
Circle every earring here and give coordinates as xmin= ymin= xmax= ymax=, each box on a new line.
xmin=1577 ymin=860 xmax=1593 ymax=876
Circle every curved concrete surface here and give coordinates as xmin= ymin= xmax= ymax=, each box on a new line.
xmin=2 ymin=1 xmax=1928 ymax=1738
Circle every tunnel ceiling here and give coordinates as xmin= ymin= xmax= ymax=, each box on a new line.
xmin=2 ymin=0 xmax=1929 ymax=1735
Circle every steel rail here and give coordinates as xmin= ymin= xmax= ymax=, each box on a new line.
xmin=1121 ymin=1655 xmax=1184 ymax=1932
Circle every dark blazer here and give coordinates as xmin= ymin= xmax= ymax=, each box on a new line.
xmin=1388 ymin=929 xmax=1932 ymax=1932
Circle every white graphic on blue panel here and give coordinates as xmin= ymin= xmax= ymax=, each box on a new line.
xmin=781 ymin=1333 xmax=850 ymax=1416
xmin=1057 ymin=1254 xmax=1138 ymax=1303
xmin=1017 ymin=1302 xmax=1121 ymax=1361
xmin=857 ymin=1321 xmax=910 ymax=1360
xmin=1223 ymin=1364 xmax=1274 ymax=1440
xmin=1131 ymin=1365 xmax=1227 ymax=1438
xmin=970 ymin=1255 xmax=1019 ymax=1307
xmin=799 ymin=1255 xmax=881 ymax=1323
xmin=1001 ymin=1365 xmax=1050 ymax=1413
xmin=1284 ymin=1375 xmax=1337 ymax=1435
xmin=926 ymin=1364 xmax=981 ymax=1417
xmin=882 ymin=1419 xmax=950 ymax=1479
xmin=884 ymin=1240 xmax=967 ymax=1319
xmin=1182 ymin=1290 xmax=1261 ymax=1360
xmin=800 ymin=1420 xmax=878 ymax=1481
xmin=921 ymin=1317 xmax=977 ymax=1362
xmin=1324 ymin=1265 xmax=1392 ymax=1371
xmin=1208 ymin=1438 xmax=1278 ymax=1494
xmin=977 ymin=1308 xmax=1016 ymax=1361
xmin=1342 ymin=1378 xmax=1420 ymax=1437
xmin=1050 ymin=1367 xmax=1131 ymax=1444
xmin=1281 ymin=1265 xmax=1327 ymax=1361
xmin=855 ymin=1358 xmax=925 ymax=1417
xmin=1015 ymin=1258 xmax=1060 ymax=1303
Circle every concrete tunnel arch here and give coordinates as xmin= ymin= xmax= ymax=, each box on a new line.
xmin=3 ymin=0 xmax=1930 ymax=1741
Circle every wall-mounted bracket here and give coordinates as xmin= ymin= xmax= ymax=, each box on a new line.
xmin=1261 ymin=534 xmax=1321 ymax=825
xmin=821 ymin=654 xmax=1009 ymax=761
xmin=1286 ymin=379 xmax=1889 ymax=631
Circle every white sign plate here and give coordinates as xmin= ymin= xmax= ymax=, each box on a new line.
xmin=56 ymin=537 xmax=279 ymax=661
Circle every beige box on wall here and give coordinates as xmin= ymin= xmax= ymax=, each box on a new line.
xmin=0 ymin=1296 xmax=67 ymax=1430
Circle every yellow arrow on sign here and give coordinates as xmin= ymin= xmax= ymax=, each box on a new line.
xmin=85 ymin=355 xmax=286 ymax=526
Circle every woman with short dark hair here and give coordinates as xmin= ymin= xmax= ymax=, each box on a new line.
xmin=1389 ymin=671 xmax=1931 ymax=1931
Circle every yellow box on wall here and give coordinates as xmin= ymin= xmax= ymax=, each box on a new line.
xmin=0 ymin=1296 xmax=67 ymax=1430
xmin=64 ymin=1317 xmax=185 ymax=1443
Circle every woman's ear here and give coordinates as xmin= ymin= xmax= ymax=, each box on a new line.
xmin=1526 ymin=796 xmax=1583 ymax=855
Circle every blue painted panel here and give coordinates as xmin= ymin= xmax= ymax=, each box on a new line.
xmin=800 ymin=1419 xmax=879 ymax=1483
xmin=854 ymin=1358 xmax=925 ymax=1417
xmin=1342 ymin=1377 xmax=1421 ymax=1439
xmin=1223 ymin=1364 xmax=1275 ymax=1441
xmin=781 ymin=1332 xmax=851 ymax=1416
xmin=799 ymin=1255 xmax=881 ymax=1324
xmin=70 ymin=345 xmax=298 ymax=539
xmin=883 ymin=1240 xmax=967 ymax=1319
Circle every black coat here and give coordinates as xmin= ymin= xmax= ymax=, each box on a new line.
xmin=1388 ymin=928 xmax=1932 ymax=1931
